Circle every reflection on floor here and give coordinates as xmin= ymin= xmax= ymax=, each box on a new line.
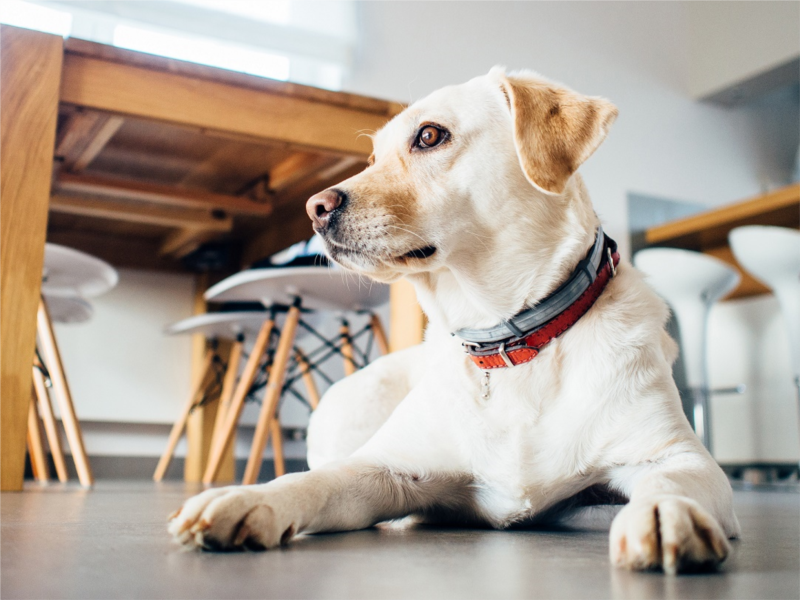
xmin=2 ymin=482 xmax=798 ymax=600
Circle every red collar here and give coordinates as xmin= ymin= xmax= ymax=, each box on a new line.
xmin=461 ymin=235 xmax=620 ymax=370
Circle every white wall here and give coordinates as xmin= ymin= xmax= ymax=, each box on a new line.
xmin=686 ymin=1 xmax=800 ymax=99
xmin=344 ymin=1 xmax=797 ymax=257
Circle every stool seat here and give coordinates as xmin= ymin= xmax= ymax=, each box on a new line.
xmin=204 ymin=267 xmax=388 ymax=311
xmin=42 ymin=243 xmax=118 ymax=298
xmin=44 ymin=295 xmax=93 ymax=324
xmin=729 ymin=226 xmax=800 ymax=380
xmin=634 ymin=247 xmax=740 ymax=452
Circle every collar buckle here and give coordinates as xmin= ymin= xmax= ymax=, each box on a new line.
xmin=498 ymin=342 xmax=515 ymax=368
xmin=607 ymin=247 xmax=617 ymax=278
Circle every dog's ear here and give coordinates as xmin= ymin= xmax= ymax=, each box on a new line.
xmin=498 ymin=71 xmax=617 ymax=195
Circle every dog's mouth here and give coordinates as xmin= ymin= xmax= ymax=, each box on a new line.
xmin=396 ymin=245 xmax=437 ymax=262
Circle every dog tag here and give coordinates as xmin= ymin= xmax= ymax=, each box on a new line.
xmin=481 ymin=370 xmax=491 ymax=401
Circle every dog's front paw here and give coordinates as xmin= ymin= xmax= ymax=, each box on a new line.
xmin=167 ymin=485 xmax=297 ymax=551
xmin=609 ymin=495 xmax=730 ymax=574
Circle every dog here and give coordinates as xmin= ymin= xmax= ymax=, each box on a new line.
xmin=169 ymin=67 xmax=740 ymax=574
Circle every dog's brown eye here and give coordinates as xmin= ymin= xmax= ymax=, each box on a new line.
xmin=415 ymin=125 xmax=447 ymax=149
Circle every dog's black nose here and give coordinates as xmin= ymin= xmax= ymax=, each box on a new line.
xmin=307 ymin=189 xmax=346 ymax=230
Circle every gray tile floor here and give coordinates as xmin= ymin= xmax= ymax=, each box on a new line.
xmin=2 ymin=481 xmax=798 ymax=599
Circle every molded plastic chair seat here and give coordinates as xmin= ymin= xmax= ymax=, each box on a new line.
xmin=165 ymin=310 xmax=318 ymax=342
xmin=634 ymin=248 xmax=741 ymax=452
xmin=204 ymin=266 xmax=388 ymax=311
xmin=41 ymin=243 xmax=118 ymax=298
xmin=44 ymin=295 xmax=94 ymax=324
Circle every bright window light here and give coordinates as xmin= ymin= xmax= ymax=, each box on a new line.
xmin=0 ymin=0 xmax=72 ymax=36
xmin=113 ymin=25 xmax=290 ymax=81
xmin=170 ymin=0 xmax=291 ymax=25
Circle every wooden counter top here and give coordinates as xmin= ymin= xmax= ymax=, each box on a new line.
xmin=644 ymin=183 xmax=799 ymax=299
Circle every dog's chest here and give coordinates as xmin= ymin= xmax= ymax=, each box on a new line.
xmin=460 ymin=371 xmax=595 ymax=523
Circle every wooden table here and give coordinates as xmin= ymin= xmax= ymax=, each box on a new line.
xmin=645 ymin=184 xmax=799 ymax=299
xmin=0 ymin=26 xmax=405 ymax=491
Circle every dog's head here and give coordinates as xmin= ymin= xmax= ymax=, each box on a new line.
xmin=307 ymin=68 xmax=617 ymax=284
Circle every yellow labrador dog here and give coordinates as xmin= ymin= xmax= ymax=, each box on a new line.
xmin=169 ymin=68 xmax=739 ymax=574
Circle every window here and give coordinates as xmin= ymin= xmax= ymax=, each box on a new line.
xmin=0 ymin=0 xmax=355 ymax=90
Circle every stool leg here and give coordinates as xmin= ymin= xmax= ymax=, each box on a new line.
xmin=370 ymin=313 xmax=390 ymax=356
xmin=36 ymin=299 xmax=93 ymax=487
xmin=27 ymin=395 xmax=49 ymax=482
xmin=203 ymin=317 xmax=275 ymax=484
xmin=243 ymin=306 xmax=301 ymax=485
xmin=153 ymin=348 xmax=214 ymax=482
xmin=207 ymin=341 xmax=243 ymax=483
xmin=295 ymin=349 xmax=320 ymax=410
xmin=269 ymin=418 xmax=285 ymax=477
xmin=32 ymin=364 xmax=68 ymax=482
xmin=340 ymin=319 xmax=356 ymax=376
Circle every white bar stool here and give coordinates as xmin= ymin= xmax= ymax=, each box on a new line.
xmin=202 ymin=266 xmax=389 ymax=484
xmin=634 ymin=248 xmax=740 ymax=452
xmin=729 ymin=226 xmax=800 ymax=438
xmin=31 ymin=244 xmax=118 ymax=487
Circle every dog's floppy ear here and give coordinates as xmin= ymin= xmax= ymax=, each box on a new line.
xmin=496 ymin=69 xmax=618 ymax=195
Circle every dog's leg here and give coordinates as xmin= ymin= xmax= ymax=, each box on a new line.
xmin=307 ymin=344 xmax=426 ymax=468
xmin=168 ymin=460 xmax=474 ymax=551
xmin=608 ymin=450 xmax=740 ymax=574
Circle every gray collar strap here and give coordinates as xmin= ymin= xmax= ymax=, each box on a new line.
xmin=454 ymin=227 xmax=607 ymax=345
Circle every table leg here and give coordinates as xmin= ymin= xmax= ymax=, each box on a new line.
xmin=242 ymin=305 xmax=300 ymax=485
xmin=370 ymin=313 xmax=390 ymax=355
xmin=389 ymin=280 xmax=425 ymax=353
xmin=0 ymin=27 xmax=63 ymax=491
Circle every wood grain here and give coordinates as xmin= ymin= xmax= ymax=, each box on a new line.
xmin=37 ymin=300 xmax=93 ymax=487
xmin=1 ymin=26 xmax=63 ymax=491
xmin=61 ymin=54 xmax=390 ymax=156
xmin=389 ymin=280 xmax=426 ymax=353
xmin=645 ymin=184 xmax=799 ymax=249
xmin=242 ymin=306 xmax=300 ymax=485
xmin=64 ymin=38 xmax=405 ymax=118
xmin=57 ymin=173 xmax=273 ymax=216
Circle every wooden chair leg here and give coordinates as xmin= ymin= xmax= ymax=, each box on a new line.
xmin=269 ymin=418 xmax=285 ymax=477
xmin=207 ymin=340 xmax=243 ymax=483
xmin=370 ymin=313 xmax=390 ymax=356
xmin=36 ymin=299 xmax=93 ymax=487
xmin=27 ymin=395 xmax=49 ymax=482
xmin=295 ymin=349 xmax=320 ymax=410
xmin=242 ymin=306 xmax=301 ymax=485
xmin=32 ymin=364 xmax=68 ymax=482
xmin=340 ymin=319 xmax=356 ymax=377
xmin=203 ymin=317 xmax=275 ymax=484
xmin=153 ymin=348 xmax=214 ymax=482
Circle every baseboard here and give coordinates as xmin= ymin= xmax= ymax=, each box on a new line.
xmin=25 ymin=455 xmax=309 ymax=482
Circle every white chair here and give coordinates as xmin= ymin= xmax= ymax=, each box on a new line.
xmin=634 ymin=248 xmax=740 ymax=452
xmin=201 ymin=266 xmax=389 ymax=484
xmin=729 ymin=226 xmax=800 ymax=411
xmin=30 ymin=244 xmax=119 ymax=487
xmin=154 ymin=310 xmax=322 ymax=482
